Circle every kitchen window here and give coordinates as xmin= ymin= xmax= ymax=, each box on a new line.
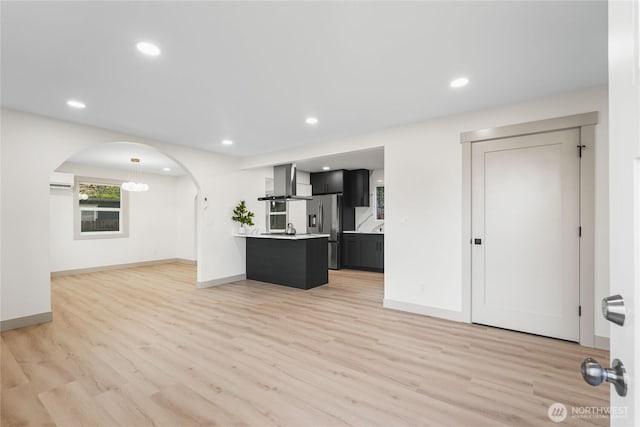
xmin=375 ymin=186 xmax=385 ymax=220
xmin=74 ymin=177 xmax=129 ymax=240
xmin=268 ymin=200 xmax=288 ymax=232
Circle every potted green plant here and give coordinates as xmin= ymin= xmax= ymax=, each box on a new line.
xmin=231 ymin=200 xmax=255 ymax=234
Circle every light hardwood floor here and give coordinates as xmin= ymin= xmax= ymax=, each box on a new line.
xmin=1 ymin=263 xmax=609 ymax=426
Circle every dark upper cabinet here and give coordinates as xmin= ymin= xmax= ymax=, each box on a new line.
xmin=341 ymin=233 xmax=383 ymax=272
xmin=347 ymin=169 xmax=370 ymax=207
xmin=325 ymin=170 xmax=344 ymax=194
xmin=311 ymin=169 xmax=370 ymax=208
xmin=311 ymin=170 xmax=345 ymax=195
xmin=310 ymin=172 xmax=324 ymax=194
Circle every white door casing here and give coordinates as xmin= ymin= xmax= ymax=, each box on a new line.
xmin=461 ymin=112 xmax=598 ymax=346
xmin=608 ymin=0 xmax=639 ymax=425
xmin=471 ymin=129 xmax=581 ymax=341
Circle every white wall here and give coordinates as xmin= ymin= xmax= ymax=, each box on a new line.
xmin=242 ymin=85 xmax=610 ymax=338
xmin=355 ymin=169 xmax=385 ymax=232
xmin=49 ymin=163 xmax=197 ymax=272
xmin=175 ymin=175 xmax=198 ymax=261
xmin=1 ymin=108 xmax=246 ymax=322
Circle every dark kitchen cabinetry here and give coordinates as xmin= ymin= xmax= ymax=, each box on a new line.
xmin=246 ymin=236 xmax=328 ymax=289
xmin=347 ymin=169 xmax=370 ymax=207
xmin=342 ymin=233 xmax=384 ymax=272
xmin=311 ymin=170 xmax=345 ymax=195
xmin=343 ymin=235 xmax=358 ymax=267
xmin=311 ymin=169 xmax=370 ymax=208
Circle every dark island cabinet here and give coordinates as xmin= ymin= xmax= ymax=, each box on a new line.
xmin=342 ymin=233 xmax=383 ymax=272
xmin=311 ymin=170 xmax=345 ymax=195
xmin=246 ymin=236 xmax=328 ymax=289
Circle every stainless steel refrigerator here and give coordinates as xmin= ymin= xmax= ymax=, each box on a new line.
xmin=307 ymin=194 xmax=342 ymax=269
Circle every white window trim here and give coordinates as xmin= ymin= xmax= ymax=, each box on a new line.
xmin=267 ymin=201 xmax=288 ymax=233
xmin=74 ymin=176 xmax=129 ymax=240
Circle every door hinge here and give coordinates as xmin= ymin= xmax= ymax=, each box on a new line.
xmin=577 ymin=145 xmax=586 ymax=157
xmin=579 ymin=305 xmax=582 ymax=317
xmin=579 ymin=226 xmax=582 ymax=237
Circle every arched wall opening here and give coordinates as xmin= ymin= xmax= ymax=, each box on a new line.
xmin=2 ymin=109 xmax=247 ymax=328
xmin=49 ymin=142 xmax=199 ymax=276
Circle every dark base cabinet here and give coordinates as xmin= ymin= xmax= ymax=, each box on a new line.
xmin=246 ymin=237 xmax=328 ymax=289
xmin=342 ymin=233 xmax=384 ymax=272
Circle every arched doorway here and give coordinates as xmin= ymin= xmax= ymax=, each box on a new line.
xmin=49 ymin=141 xmax=199 ymax=276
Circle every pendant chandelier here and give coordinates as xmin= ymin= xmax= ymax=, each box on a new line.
xmin=121 ymin=157 xmax=149 ymax=192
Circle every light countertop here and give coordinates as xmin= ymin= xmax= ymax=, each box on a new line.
xmin=233 ymin=233 xmax=330 ymax=240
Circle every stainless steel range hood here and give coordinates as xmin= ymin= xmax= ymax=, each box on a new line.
xmin=258 ymin=163 xmax=312 ymax=201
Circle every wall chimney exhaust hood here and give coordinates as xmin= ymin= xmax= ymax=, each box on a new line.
xmin=258 ymin=163 xmax=312 ymax=201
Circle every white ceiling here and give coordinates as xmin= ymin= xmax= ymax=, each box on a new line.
xmin=64 ymin=142 xmax=187 ymax=176
xmin=1 ymin=1 xmax=607 ymax=158
xmin=295 ymin=147 xmax=384 ymax=173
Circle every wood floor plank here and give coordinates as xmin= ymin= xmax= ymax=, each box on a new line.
xmin=0 ymin=383 xmax=56 ymax=427
xmin=1 ymin=337 xmax=29 ymax=390
xmin=1 ymin=263 xmax=609 ymax=426
xmin=38 ymin=381 xmax=119 ymax=427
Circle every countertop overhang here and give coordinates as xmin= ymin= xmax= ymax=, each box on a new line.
xmin=234 ymin=233 xmax=330 ymax=240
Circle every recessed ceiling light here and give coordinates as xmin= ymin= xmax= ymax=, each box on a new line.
xmin=222 ymin=139 xmax=233 ymax=145
xmin=450 ymin=77 xmax=469 ymax=88
xmin=322 ymin=166 xmax=330 ymax=171
xmin=66 ymin=99 xmax=86 ymax=109
xmin=162 ymin=167 xmax=171 ymax=172
xmin=306 ymin=117 xmax=318 ymax=125
xmin=136 ymin=41 xmax=161 ymax=56
xmin=377 ymin=179 xmax=383 ymax=183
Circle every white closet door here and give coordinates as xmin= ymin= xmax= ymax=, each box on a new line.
xmin=471 ymin=128 xmax=580 ymax=341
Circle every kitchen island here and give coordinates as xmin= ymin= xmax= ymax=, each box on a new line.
xmin=242 ymin=234 xmax=329 ymax=289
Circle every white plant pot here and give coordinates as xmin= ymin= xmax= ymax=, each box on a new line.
xmin=237 ymin=225 xmax=246 ymax=235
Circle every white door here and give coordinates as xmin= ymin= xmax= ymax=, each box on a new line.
xmin=471 ymin=128 xmax=581 ymax=341
xmin=607 ymin=0 xmax=638 ymax=425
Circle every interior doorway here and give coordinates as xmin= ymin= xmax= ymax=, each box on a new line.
xmin=49 ymin=141 xmax=199 ymax=276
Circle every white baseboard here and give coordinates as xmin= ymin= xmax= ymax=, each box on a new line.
xmin=1 ymin=311 xmax=53 ymax=332
xmin=198 ymin=274 xmax=246 ymax=289
xmin=175 ymin=258 xmax=197 ymax=265
xmin=50 ymin=258 xmax=195 ymax=277
xmin=383 ymin=298 xmax=467 ymax=323
xmin=594 ymin=335 xmax=610 ymax=350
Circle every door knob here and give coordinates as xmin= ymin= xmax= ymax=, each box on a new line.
xmin=602 ymin=294 xmax=625 ymax=326
xmin=581 ymin=357 xmax=627 ymax=397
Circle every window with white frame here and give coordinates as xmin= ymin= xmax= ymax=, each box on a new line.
xmin=375 ymin=186 xmax=385 ymax=220
xmin=268 ymin=200 xmax=288 ymax=232
xmin=74 ymin=178 xmax=129 ymax=239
